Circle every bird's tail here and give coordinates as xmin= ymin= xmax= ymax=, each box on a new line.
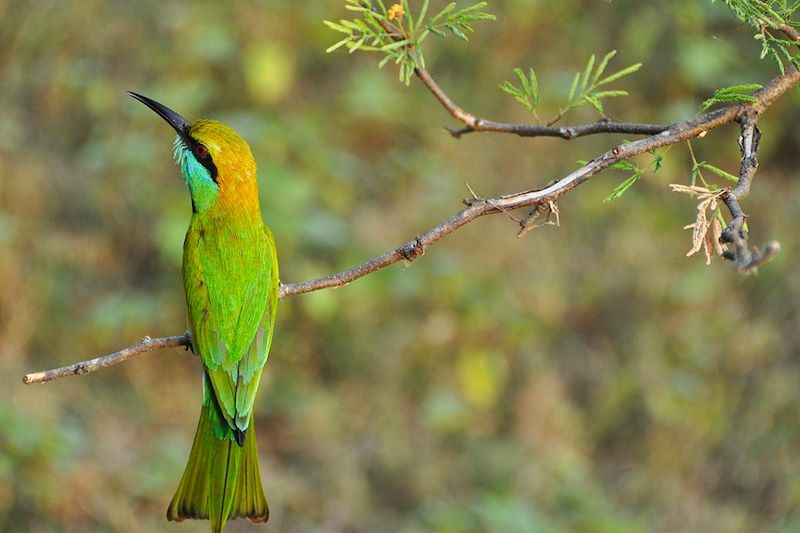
xmin=166 ymin=384 xmax=268 ymax=533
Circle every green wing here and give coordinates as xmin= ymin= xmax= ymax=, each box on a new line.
xmin=184 ymin=219 xmax=278 ymax=435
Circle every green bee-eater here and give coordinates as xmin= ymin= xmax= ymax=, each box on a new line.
xmin=129 ymin=92 xmax=277 ymax=532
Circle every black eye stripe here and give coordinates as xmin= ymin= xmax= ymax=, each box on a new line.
xmin=187 ymin=138 xmax=218 ymax=183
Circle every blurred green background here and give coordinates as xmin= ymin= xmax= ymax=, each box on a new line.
xmin=2 ymin=1 xmax=800 ymax=531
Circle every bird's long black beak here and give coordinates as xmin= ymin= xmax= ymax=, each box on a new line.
xmin=128 ymin=91 xmax=191 ymax=141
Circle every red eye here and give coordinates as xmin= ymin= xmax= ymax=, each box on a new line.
xmin=195 ymin=145 xmax=208 ymax=158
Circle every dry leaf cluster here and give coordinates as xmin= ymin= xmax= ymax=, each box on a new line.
xmin=670 ymin=184 xmax=726 ymax=265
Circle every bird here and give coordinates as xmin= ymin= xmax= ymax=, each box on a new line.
xmin=129 ymin=91 xmax=277 ymax=532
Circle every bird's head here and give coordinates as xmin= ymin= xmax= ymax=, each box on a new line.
xmin=129 ymin=91 xmax=259 ymax=213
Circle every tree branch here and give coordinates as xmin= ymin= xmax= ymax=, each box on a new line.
xmin=445 ymin=119 xmax=669 ymax=140
xmin=719 ymin=109 xmax=781 ymax=273
xmin=778 ymin=22 xmax=800 ymax=42
xmin=23 ymin=333 xmax=192 ymax=385
xmin=23 ymin=60 xmax=800 ymax=385
xmin=280 ymin=65 xmax=800 ymax=298
xmin=413 ymin=66 xmax=670 ymax=139
xmin=372 ymin=13 xmax=670 ymax=141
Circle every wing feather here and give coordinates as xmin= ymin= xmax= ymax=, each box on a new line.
xmin=184 ymin=219 xmax=277 ymax=434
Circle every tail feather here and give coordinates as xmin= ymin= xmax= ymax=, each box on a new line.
xmin=231 ymin=429 xmax=269 ymax=523
xmin=167 ymin=393 xmax=268 ymax=532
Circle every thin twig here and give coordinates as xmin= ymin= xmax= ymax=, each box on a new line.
xmin=23 ymin=333 xmax=192 ymax=385
xmin=446 ymin=119 xmax=669 ymax=139
xmin=374 ymin=6 xmax=669 ymax=141
xmin=414 ymin=55 xmax=670 ymax=139
xmin=778 ymin=23 xmax=800 ymax=42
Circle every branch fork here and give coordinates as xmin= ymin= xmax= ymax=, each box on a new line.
xmin=719 ymin=109 xmax=778 ymax=273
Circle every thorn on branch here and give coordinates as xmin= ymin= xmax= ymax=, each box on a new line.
xmin=486 ymin=199 xmax=523 ymax=226
xmin=463 ymin=182 xmax=482 ymax=206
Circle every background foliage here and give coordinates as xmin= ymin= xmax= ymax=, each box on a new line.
xmin=2 ymin=1 xmax=800 ymax=531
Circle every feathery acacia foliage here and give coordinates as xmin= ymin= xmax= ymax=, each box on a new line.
xmin=324 ymin=0 xmax=495 ymax=84
xmin=699 ymin=84 xmax=763 ymax=112
xmin=498 ymin=68 xmax=540 ymax=115
xmin=714 ymin=0 xmax=800 ymax=70
xmin=500 ymin=50 xmax=641 ymax=125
